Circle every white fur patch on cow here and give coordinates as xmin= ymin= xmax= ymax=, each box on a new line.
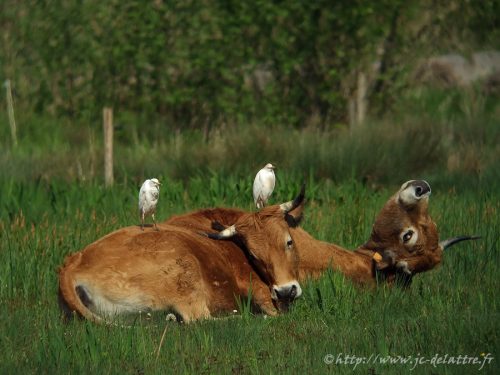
xmin=399 ymin=183 xmax=420 ymax=205
xmin=77 ymin=281 xmax=152 ymax=318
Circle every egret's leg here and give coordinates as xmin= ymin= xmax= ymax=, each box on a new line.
xmin=257 ymin=197 xmax=265 ymax=209
xmin=152 ymin=213 xmax=158 ymax=231
xmin=141 ymin=212 xmax=145 ymax=231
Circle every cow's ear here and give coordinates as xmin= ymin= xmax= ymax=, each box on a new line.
xmin=285 ymin=204 xmax=304 ymax=228
xmin=280 ymin=184 xmax=306 ymax=227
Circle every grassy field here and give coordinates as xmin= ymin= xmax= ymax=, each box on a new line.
xmin=1 ymin=86 xmax=499 ymax=187
xmin=0 ymin=173 xmax=498 ymax=374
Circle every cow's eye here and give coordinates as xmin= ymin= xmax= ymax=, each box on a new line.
xmin=286 ymin=238 xmax=293 ymax=249
xmin=403 ymin=230 xmax=414 ymax=243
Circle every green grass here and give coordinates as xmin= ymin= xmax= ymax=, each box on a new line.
xmin=0 ymin=175 xmax=498 ymax=374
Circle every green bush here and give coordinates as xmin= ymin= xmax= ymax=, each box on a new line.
xmin=1 ymin=1 xmax=498 ymax=127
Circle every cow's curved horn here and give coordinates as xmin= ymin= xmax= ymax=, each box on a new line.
xmin=279 ymin=184 xmax=306 ymax=213
xmin=206 ymin=225 xmax=237 ymax=240
xmin=440 ymin=235 xmax=481 ymax=250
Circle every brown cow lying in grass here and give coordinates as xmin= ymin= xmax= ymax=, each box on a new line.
xmin=171 ymin=180 xmax=478 ymax=287
xmin=58 ymin=189 xmax=306 ymax=323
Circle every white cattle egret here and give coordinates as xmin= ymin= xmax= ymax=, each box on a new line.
xmin=139 ymin=178 xmax=161 ymax=230
xmin=253 ymin=163 xmax=276 ymax=209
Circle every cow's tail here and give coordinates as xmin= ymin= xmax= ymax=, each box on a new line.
xmin=58 ymin=253 xmax=104 ymax=324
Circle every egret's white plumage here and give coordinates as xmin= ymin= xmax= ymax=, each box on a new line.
xmin=139 ymin=178 xmax=161 ymax=230
xmin=253 ymin=163 xmax=276 ymax=209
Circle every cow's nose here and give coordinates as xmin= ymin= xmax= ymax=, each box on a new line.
xmin=274 ymin=285 xmax=297 ymax=299
xmin=271 ymin=281 xmax=302 ymax=301
xmin=411 ymin=180 xmax=431 ymax=197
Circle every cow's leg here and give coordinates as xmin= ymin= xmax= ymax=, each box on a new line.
xmin=239 ymin=273 xmax=278 ymax=316
xmin=175 ymin=301 xmax=212 ymax=323
xmin=252 ymin=286 xmax=278 ymax=316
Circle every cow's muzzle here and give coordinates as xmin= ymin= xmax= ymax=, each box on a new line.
xmin=399 ymin=180 xmax=431 ymax=206
xmin=271 ymin=281 xmax=302 ymax=302
xmin=412 ymin=180 xmax=431 ymax=198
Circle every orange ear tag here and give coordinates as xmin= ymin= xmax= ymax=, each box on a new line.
xmin=372 ymin=253 xmax=383 ymax=263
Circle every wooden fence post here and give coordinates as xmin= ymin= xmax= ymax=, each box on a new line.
xmin=356 ymin=71 xmax=367 ymax=125
xmin=5 ymin=80 xmax=18 ymax=147
xmin=103 ymin=107 xmax=114 ymax=187
xmin=349 ymin=71 xmax=368 ymax=133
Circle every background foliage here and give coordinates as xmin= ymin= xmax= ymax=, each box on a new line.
xmin=1 ymin=0 xmax=499 ymax=128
